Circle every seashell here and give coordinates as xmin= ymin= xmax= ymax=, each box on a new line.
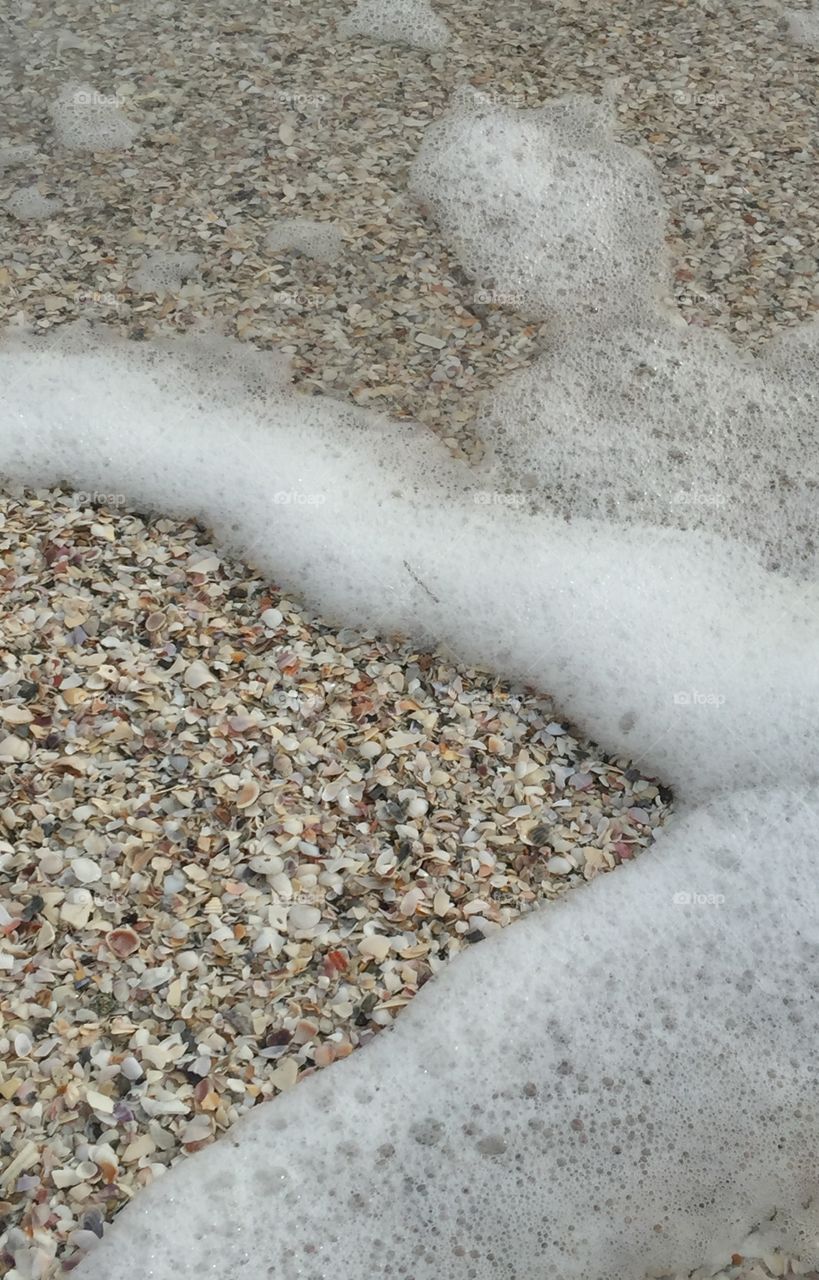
xmin=105 ymin=927 xmax=140 ymax=958
xmin=236 ymin=779 xmax=260 ymax=808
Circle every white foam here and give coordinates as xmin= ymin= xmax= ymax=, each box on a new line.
xmin=3 ymin=185 xmax=63 ymax=221
xmin=409 ymin=98 xmax=819 ymax=576
xmin=51 ymin=83 xmax=139 ymax=152
xmin=338 ymin=0 xmax=451 ymax=50
xmin=264 ymin=217 xmax=344 ymax=263
xmin=0 ymin=143 xmax=37 ymax=170
xmin=130 ymin=251 xmax=202 ymax=294
xmin=2 ymin=319 xmax=819 ymax=800
xmin=67 ymin=790 xmax=819 ymax=1280
xmin=784 ymin=3 xmax=819 ymax=47
xmin=410 ymin=97 xmax=671 ymax=324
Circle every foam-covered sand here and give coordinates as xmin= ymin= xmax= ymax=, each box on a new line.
xmin=69 ymin=791 xmax=819 ymax=1279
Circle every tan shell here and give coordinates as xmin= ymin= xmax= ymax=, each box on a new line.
xmin=105 ymin=927 xmax=140 ymax=958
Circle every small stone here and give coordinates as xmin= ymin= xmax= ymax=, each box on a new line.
xmin=415 ymin=332 xmax=447 ymax=349
xmin=546 ymin=855 xmax=573 ymax=876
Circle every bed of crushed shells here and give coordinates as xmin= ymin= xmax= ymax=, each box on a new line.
xmin=0 ymin=490 xmax=671 ymax=1276
xmin=2 ymin=0 xmax=818 ymax=1275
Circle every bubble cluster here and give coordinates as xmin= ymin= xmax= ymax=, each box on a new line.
xmin=50 ymin=83 xmax=139 ymax=152
xmin=338 ymin=0 xmax=451 ymax=51
xmin=784 ymin=3 xmax=819 ymax=48
xmin=3 ymin=185 xmax=63 ymax=221
xmin=264 ymin=218 xmax=344 ymax=263
xmin=130 ymin=252 xmax=202 ymax=295
xmin=412 ymin=98 xmax=819 ymax=578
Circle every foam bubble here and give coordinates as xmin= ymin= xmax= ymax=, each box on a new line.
xmin=69 ymin=790 xmax=819 ymax=1280
xmin=3 ymin=185 xmax=62 ymax=221
xmin=0 ymin=143 xmax=37 ymax=170
xmin=51 ymin=83 xmax=139 ymax=151
xmin=264 ymin=217 xmax=344 ymax=263
xmin=338 ymin=0 xmax=451 ymax=50
xmin=410 ymin=97 xmax=819 ymax=575
xmin=784 ymin=3 xmax=819 ymax=46
xmin=130 ymin=251 xmax=202 ymax=294
xmin=410 ymin=97 xmax=671 ymax=324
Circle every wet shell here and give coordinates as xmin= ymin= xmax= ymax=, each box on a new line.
xmin=105 ymin=927 xmax=140 ymax=959
xmin=236 ymin=779 xmax=260 ymax=808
